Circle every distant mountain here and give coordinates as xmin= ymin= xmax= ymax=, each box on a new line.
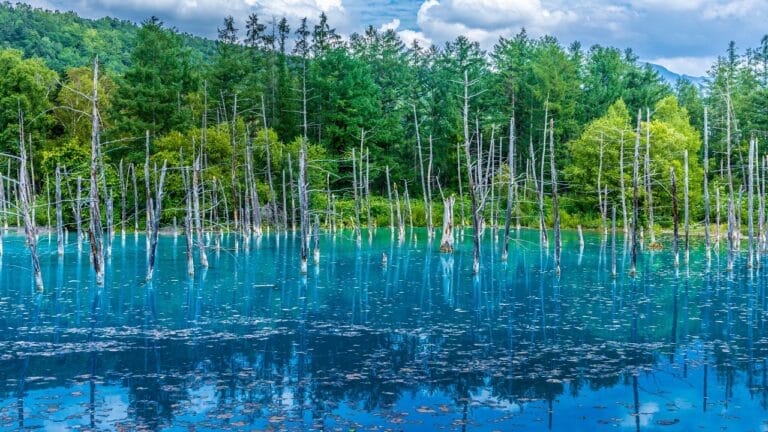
xmin=0 ymin=2 xmax=215 ymax=73
xmin=647 ymin=63 xmax=706 ymax=88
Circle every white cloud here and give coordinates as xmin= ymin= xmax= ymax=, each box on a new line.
xmin=627 ymin=0 xmax=707 ymax=12
xmin=395 ymin=0 xmax=768 ymax=76
xmin=379 ymin=18 xmax=401 ymax=32
xmin=413 ymin=0 xmax=578 ymax=48
xmin=377 ymin=17 xmax=432 ymax=49
xmin=399 ymin=29 xmax=432 ymax=48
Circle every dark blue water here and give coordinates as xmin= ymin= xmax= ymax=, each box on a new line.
xmin=0 ymin=228 xmax=766 ymax=431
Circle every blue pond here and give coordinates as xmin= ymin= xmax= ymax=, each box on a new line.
xmin=0 ymin=228 xmax=765 ymax=431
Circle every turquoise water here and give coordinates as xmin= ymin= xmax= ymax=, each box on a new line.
xmin=0 ymin=228 xmax=766 ymax=431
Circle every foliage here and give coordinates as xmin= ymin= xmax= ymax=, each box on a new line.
xmin=0 ymin=48 xmax=56 ymax=153
xmin=0 ymin=2 xmax=215 ymax=73
xmin=565 ymin=97 xmax=703 ymax=223
xmin=0 ymin=5 xmax=747 ymax=231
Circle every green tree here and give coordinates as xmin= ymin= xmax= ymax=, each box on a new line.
xmin=565 ymin=97 xmax=702 ymax=220
xmin=209 ymin=15 xmax=247 ymax=113
xmin=55 ymin=66 xmax=116 ymax=143
xmin=0 ymin=48 xmax=56 ymax=153
xmin=111 ymin=17 xmax=194 ymax=141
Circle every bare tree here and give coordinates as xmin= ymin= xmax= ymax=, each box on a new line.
xmin=88 ymin=57 xmax=105 ymax=286
xmin=502 ymin=115 xmax=515 ymax=262
xmin=55 ymin=165 xmax=64 ymax=255
xmin=670 ymin=166 xmax=679 ymax=268
xmin=703 ymin=107 xmax=711 ymax=261
xmin=461 ymin=70 xmax=492 ymax=273
xmin=193 ymin=152 xmax=209 ymax=268
xmin=645 ymin=109 xmax=656 ymax=245
xmin=549 ymin=118 xmax=561 ymax=275
xmin=630 ymin=110 xmax=641 ymax=276
xmin=18 ymin=111 xmax=43 ymax=291
xmin=415 ymin=106 xmax=434 ymax=238
xmin=146 ymin=161 xmax=168 ymax=281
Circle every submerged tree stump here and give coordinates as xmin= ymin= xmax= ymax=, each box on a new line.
xmin=440 ymin=195 xmax=455 ymax=253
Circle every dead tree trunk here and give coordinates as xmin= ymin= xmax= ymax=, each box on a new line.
xmin=144 ymin=131 xmax=152 ymax=248
xmin=756 ymin=155 xmax=768 ymax=255
xmin=549 ymin=118 xmax=561 ymax=275
xmin=537 ymin=129 xmax=548 ymax=245
xmin=461 ymin=70 xmax=485 ymax=274
xmin=703 ymin=107 xmax=711 ymax=261
xmin=502 ymin=115 xmax=515 ymax=262
xmin=683 ymin=149 xmax=690 ymax=264
xmin=630 ymin=110 xmax=641 ymax=276
xmin=726 ymin=92 xmax=737 ymax=251
xmin=131 ymin=163 xmax=138 ymax=234
xmin=0 ymin=175 xmax=4 ymax=256
xmin=230 ymin=94 xmax=239 ymax=232
xmin=670 ymin=167 xmax=679 ymax=268
xmin=598 ymin=133 xmax=606 ymax=238
xmin=119 ymin=160 xmax=127 ymax=237
xmin=415 ymin=106 xmax=434 ymax=238
xmin=748 ymin=137 xmax=755 ymax=268
xmin=105 ymin=189 xmax=113 ymax=258
xmin=283 ymin=170 xmax=289 ymax=230
xmin=645 ymin=109 xmax=655 ymax=245
xmin=365 ymin=149 xmax=373 ymax=239
xmin=146 ymin=161 xmax=167 ymax=281
xmin=55 ymin=165 xmax=64 ymax=255
xmin=193 ymin=154 xmax=208 ymax=268
xmin=298 ymin=52 xmax=311 ymax=274
xmin=619 ymin=132 xmax=629 ymax=233
xmin=288 ymin=153 xmax=296 ymax=230
xmin=440 ymin=195 xmax=456 ymax=253
xmin=404 ymin=182 xmax=413 ymax=231
xmin=182 ymin=166 xmax=194 ymax=276
xmin=245 ymin=136 xmax=263 ymax=237
xmin=716 ymin=188 xmax=721 ymax=250
xmin=489 ymin=128 xmax=496 ymax=240
xmin=352 ymin=146 xmax=362 ymax=243
xmin=611 ymin=205 xmax=617 ymax=278
xmin=73 ymin=176 xmax=83 ymax=250
xmin=18 ymin=111 xmax=43 ymax=291
xmin=88 ymin=57 xmax=104 ymax=286
xmin=261 ymin=96 xmax=278 ymax=229
xmin=386 ymin=165 xmax=394 ymax=237
xmin=727 ymin=196 xmax=735 ymax=272
xmin=298 ymin=139 xmax=310 ymax=274
xmin=457 ymin=140 xmax=465 ymax=229
xmin=394 ymin=183 xmax=405 ymax=242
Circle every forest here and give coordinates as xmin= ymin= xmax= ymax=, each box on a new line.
xmin=0 ymin=2 xmax=765 ymax=255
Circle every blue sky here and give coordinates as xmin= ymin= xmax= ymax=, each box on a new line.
xmin=22 ymin=0 xmax=768 ymax=76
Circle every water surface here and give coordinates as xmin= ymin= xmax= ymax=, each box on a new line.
xmin=0 ymin=228 xmax=765 ymax=431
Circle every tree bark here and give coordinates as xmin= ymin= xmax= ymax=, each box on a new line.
xmin=88 ymin=56 xmax=104 ymax=286
xmin=440 ymin=195 xmax=455 ymax=253
xmin=630 ymin=111 xmax=641 ymax=276
xmin=55 ymin=165 xmax=64 ymax=255
xmin=146 ymin=161 xmax=167 ymax=281
xmin=549 ymin=118 xmax=560 ymax=275
xmin=670 ymin=166 xmax=679 ymax=268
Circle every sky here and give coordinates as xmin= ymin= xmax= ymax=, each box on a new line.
xmin=21 ymin=0 xmax=768 ymax=76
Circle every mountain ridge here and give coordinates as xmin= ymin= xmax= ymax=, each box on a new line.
xmin=647 ymin=62 xmax=706 ymax=88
